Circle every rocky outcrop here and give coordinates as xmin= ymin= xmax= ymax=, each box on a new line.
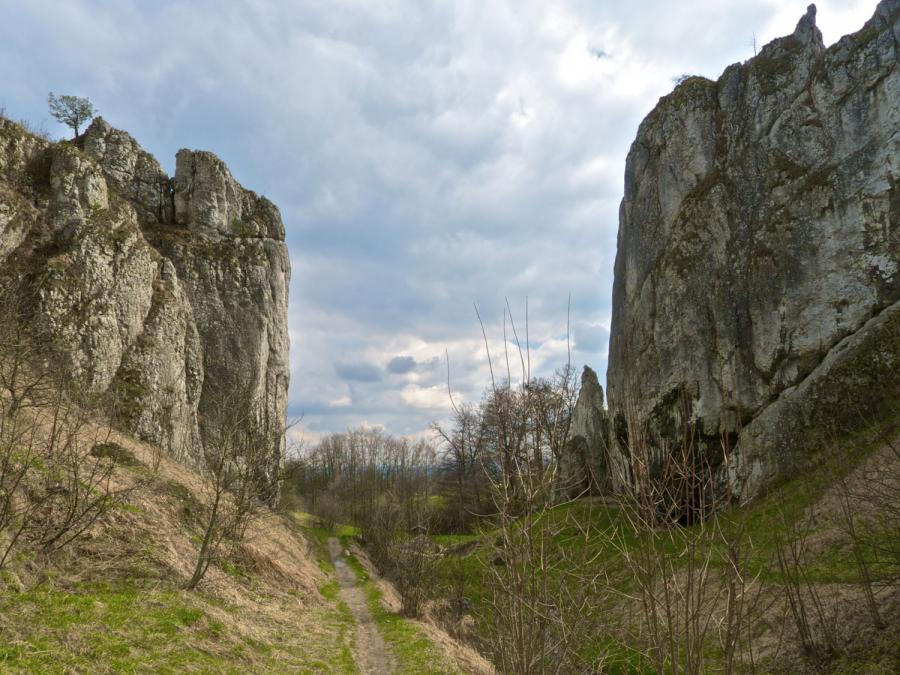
xmin=558 ymin=366 xmax=610 ymax=498
xmin=0 ymin=116 xmax=290 ymax=495
xmin=607 ymin=2 xmax=899 ymax=498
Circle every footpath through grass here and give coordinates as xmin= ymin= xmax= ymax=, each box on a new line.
xmin=298 ymin=515 xmax=457 ymax=674
xmin=343 ymin=552 xmax=455 ymax=675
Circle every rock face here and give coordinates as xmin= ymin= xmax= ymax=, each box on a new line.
xmin=558 ymin=366 xmax=610 ymax=498
xmin=0 ymin=116 xmax=290 ymax=496
xmin=607 ymin=2 xmax=899 ymax=498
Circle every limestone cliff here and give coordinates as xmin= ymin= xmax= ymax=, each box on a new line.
xmin=607 ymin=1 xmax=899 ymax=498
xmin=0 ymin=116 xmax=290 ymax=494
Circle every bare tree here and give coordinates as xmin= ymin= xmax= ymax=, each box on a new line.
xmin=441 ymin=300 xmax=611 ymax=673
xmin=432 ymin=401 xmax=489 ymax=532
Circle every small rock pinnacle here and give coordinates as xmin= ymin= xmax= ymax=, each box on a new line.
xmin=794 ymin=3 xmax=824 ymax=50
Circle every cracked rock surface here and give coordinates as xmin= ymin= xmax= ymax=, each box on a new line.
xmin=0 ymin=115 xmax=290 ymax=496
xmin=606 ymin=1 xmax=899 ymax=497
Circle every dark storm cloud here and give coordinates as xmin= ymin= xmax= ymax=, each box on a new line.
xmin=0 ymin=0 xmax=877 ymax=441
xmin=387 ymin=356 xmax=417 ymax=374
xmin=334 ymin=361 xmax=383 ymax=383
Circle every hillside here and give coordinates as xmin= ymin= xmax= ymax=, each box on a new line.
xmin=0 ymin=397 xmax=486 ymax=673
xmin=420 ymin=425 xmax=900 ymax=673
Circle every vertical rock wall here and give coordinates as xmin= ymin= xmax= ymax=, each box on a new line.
xmin=606 ymin=1 xmax=899 ymax=498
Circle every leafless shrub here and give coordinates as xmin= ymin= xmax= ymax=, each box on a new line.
xmin=611 ymin=387 xmax=767 ymax=674
xmin=771 ymin=503 xmax=839 ymax=656
xmin=715 ymin=439 xmax=769 ymax=674
xmin=392 ymin=532 xmax=438 ymax=617
xmin=432 ymin=400 xmax=492 ymax=532
xmin=836 ymin=472 xmax=884 ymax=630
xmin=825 ymin=393 xmax=900 ymax=635
xmin=0 ymin=276 xmax=140 ymax=572
xmin=315 ymin=491 xmax=344 ymax=533
xmin=837 ymin=401 xmax=900 ymax=585
xmin=440 ymin=299 xmax=613 ymax=673
xmin=185 ymin=387 xmax=283 ymax=590
xmin=8 ymin=115 xmax=52 ymax=142
xmin=481 ymin=476 xmax=614 ymax=674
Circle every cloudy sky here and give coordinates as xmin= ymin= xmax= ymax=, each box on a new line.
xmin=0 ymin=0 xmax=877 ymax=442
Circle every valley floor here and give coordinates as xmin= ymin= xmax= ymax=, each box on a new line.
xmin=328 ymin=537 xmax=395 ymax=674
xmin=410 ymin=433 xmax=900 ymax=673
xmin=0 ymin=425 xmax=483 ymax=674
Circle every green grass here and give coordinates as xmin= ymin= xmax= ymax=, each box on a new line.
xmin=317 ymin=584 xmax=358 ymax=674
xmin=0 ymin=573 xmax=363 ymax=674
xmin=295 ymin=512 xmax=360 ymax=540
xmin=219 ymin=560 xmax=248 ymax=581
xmin=292 ymin=511 xmax=318 ymax=528
xmin=298 ymin=521 xmax=337 ymax=576
xmin=429 ymin=533 xmax=479 ymax=547
xmin=0 ymin=580 xmax=240 ymax=673
xmin=334 ymin=523 xmax=361 ymax=538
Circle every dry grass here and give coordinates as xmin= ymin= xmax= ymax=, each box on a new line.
xmin=102 ymin=425 xmax=324 ymax=596
xmin=0 ymin=414 xmax=364 ymax=673
xmin=805 ymin=441 xmax=900 ymax=556
xmin=0 ymin=402 xmax=491 ymax=673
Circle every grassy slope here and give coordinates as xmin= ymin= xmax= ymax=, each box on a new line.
xmin=0 ymin=579 xmax=357 ymax=674
xmin=0 ymin=428 xmax=358 ymax=674
xmin=0 ymin=406 xmax=468 ymax=673
xmin=424 ymin=423 xmax=900 ymax=673
xmin=3 ymin=422 xmax=889 ymax=673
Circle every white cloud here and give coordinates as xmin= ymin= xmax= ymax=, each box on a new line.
xmin=400 ymin=385 xmax=452 ymax=411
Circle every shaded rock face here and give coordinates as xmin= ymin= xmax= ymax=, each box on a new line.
xmin=607 ymin=1 xmax=899 ymax=499
xmin=0 ymin=116 xmax=290 ymax=495
xmin=558 ymin=366 xmax=610 ymax=498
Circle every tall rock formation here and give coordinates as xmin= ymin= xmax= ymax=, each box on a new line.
xmin=607 ymin=1 xmax=899 ymax=498
xmin=0 ymin=116 xmax=290 ymax=495
xmin=558 ymin=366 xmax=610 ymax=498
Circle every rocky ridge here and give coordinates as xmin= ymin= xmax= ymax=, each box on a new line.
xmin=0 ymin=116 xmax=290 ymax=493
xmin=602 ymin=1 xmax=899 ymax=498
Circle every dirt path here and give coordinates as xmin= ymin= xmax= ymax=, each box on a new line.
xmin=328 ymin=537 xmax=395 ymax=674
